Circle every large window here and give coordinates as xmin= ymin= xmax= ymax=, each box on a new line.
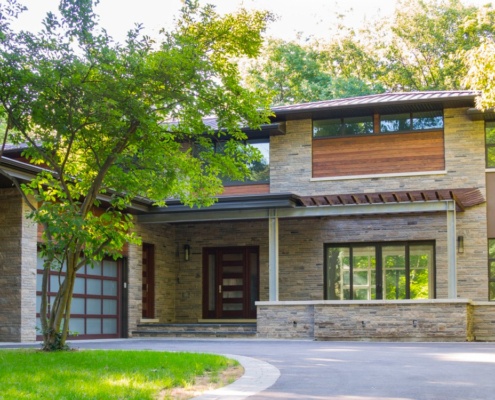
xmin=488 ymin=239 xmax=495 ymax=300
xmin=325 ymin=242 xmax=435 ymax=300
xmin=486 ymin=121 xmax=495 ymax=168
xmin=197 ymin=138 xmax=269 ymax=184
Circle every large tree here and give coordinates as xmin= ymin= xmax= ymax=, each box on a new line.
xmin=325 ymin=0 xmax=495 ymax=92
xmin=246 ymin=39 xmax=380 ymax=106
xmin=0 ymin=0 xmax=273 ymax=350
xmin=463 ymin=5 xmax=495 ymax=109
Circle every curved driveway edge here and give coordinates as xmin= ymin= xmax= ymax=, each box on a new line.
xmin=192 ymin=353 xmax=281 ymax=400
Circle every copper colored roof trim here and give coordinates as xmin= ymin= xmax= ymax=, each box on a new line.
xmin=298 ymin=188 xmax=484 ymax=212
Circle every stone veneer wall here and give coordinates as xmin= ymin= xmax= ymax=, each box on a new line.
xmin=257 ymin=300 xmax=475 ymax=341
xmin=128 ymin=223 xmax=176 ymax=335
xmin=472 ymin=302 xmax=495 ymax=341
xmin=278 ymin=213 xmax=448 ymax=300
xmin=0 ymin=189 xmax=37 ymax=342
xmin=174 ymin=220 xmax=268 ymax=322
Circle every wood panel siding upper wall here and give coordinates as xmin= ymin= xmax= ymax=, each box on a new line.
xmin=221 ymin=183 xmax=270 ymax=196
xmin=312 ymin=130 xmax=445 ymax=178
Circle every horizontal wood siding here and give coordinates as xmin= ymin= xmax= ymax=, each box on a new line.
xmin=312 ymin=131 xmax=445 ymax=178
xmin=221 ymin=183 xmax=270 ymax=196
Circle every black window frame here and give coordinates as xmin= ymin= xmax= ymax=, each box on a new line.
xmin=379 ymin=110 xmax=444 ymax=133
xmin=488 ymin=239 xmax=495 ymax=300
xmin=485 ymin=121 xmax=495 ymax=169
xmin=313 ymin=115 xmax=374 ymax=138
xmin=313 ymin=110 xmax=444 ymax=139
xmin=324 ymin=241 xmax=436 ymax=300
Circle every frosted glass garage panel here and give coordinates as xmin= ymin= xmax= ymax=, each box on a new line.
xmin=36 ymin=296 xmax=41 ymax=314
xmin=70 ymin=318 xmax=85 ymax=335
xmin=73 ymin=277 xmax=85 ymax=294
xmin=103 ymin=260 xmax=118 ymax=277
xmin=87 ymin=318 xmax=101 ymax=334
xmin=103 ymin=299 xmax=117 ymax=315
xmin=36 ymin=274 xmax=43 ymax=292
xmin=87 ymin=299 xmax=101 ymax=314
xmin=87 ymin=279 xmax=102 ymax=295
xmin=49 ymin=275 xmax=60 ymax=292
xmin=103 ymin=280 xmax=117 ymax=296
xmin=103 ymin=319 xmax=117 ymax=334
xmin=71 ymin=298 xmax=85 ymax=314
xmin=87 ymin=262 xmax=102 ymax=276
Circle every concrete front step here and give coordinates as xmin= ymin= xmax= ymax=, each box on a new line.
xmin=132 ymin=323 xmax=257 ymax=338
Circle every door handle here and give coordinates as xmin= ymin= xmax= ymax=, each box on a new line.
xmin=218 ymin=285 xmax=222 ymax=294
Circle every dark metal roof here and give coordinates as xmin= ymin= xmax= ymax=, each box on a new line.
xmin=271 ymin=91 xmax=477 ymax=115
xmin=299 ymin=188 xmax=485 ymax=212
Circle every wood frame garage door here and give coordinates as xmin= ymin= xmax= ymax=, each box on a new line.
xmin=36 ymin=255 xmax=124 ymax=340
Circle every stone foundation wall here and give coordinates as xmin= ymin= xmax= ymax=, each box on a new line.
xmin=257 ymin=300 xmax=477 ymax=341
xmin=257 ymin=304 xmax=314 ymax=339
xmin=472 ymin=302 xmax=495 ymax=341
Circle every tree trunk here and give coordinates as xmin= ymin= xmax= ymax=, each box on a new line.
xmin=41 ymin=253 xmax=78 ymax=351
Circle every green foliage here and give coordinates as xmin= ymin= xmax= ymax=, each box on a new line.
xmin=246 ymin=39 xmax=379 ymax=105
xmin=325 ymin=0 xmax=495 ymax=92
xmin=0 ymin=0 xmax=273 ymax=349
xmin=0 ymin=349 xmax=238 ymax=399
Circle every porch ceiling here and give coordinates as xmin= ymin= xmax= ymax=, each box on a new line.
xmin=137 ymin=188 xmax=484 ymax=224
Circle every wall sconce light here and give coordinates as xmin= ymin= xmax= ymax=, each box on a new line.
xmin=457 ymin=235 xmax=464 ymax=254
xmin=183 ymin=244 xmax=190 ymax=261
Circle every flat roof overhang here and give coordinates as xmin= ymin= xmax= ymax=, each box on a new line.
xmin=137 ymin=188 xmax=484 ymax=224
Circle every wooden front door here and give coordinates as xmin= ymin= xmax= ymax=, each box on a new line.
xmin=142 ymin=243 xmax=155 ymax=318
xmin=203 ymin=246 xmax=259 ymax=319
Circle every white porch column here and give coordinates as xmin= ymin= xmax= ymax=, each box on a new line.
xmin=446 ymin=201 xmax=457 ymax=299
xmin=268 ymin=209 xmax=279 ymax=301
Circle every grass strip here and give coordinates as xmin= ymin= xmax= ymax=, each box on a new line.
xmin=0 ymin=349 xmax=238 ymax=399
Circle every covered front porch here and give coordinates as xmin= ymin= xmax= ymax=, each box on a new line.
xmin=133 ymin=189 xmax=492 ymax=341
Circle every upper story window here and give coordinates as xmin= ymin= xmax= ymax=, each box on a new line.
xmin=313 ymin=110 xmax=444 ymax=138
xmin=313 ymin=116 xmax=373 ymax=138
xmin=206 ymin=138 xmax=269 ymax=184
xmin=246 ymin=138 xmax=269 ymax=183
xmin=486 ymin=121 xmax=495 ymax=168
xmin=380 ymin=111 xmax=443 ymax=133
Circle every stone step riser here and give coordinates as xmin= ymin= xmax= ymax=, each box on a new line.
xmin=133 ymin=323 xmax=257 ymax=338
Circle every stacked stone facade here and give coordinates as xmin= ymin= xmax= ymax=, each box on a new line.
xmin=0 ymin=189 xmax=37 ymax=342
xmin=257 ymin=300 xmax=474 ymax=341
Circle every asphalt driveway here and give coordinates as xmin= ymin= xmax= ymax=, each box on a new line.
xmin=3 ymin=338 xmax=495 ymax=399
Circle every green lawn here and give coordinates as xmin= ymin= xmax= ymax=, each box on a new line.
xmin=0 ymin=349 xmax=238 ymax=399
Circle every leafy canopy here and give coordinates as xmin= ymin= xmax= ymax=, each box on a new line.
xmin=0 ymin=0 xmax=273 ymax=349
xmin=0 ymin=0 xmax=274 ymax=263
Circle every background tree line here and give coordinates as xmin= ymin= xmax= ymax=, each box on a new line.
xmin=245 ymin=0 xmax=495 ymax=105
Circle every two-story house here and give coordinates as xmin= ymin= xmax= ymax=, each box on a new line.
xmin=1 ymin=90 xmax=494 ymax=342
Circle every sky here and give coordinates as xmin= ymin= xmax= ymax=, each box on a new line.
xmin=9 ymin=0 xmax=492 ymax=43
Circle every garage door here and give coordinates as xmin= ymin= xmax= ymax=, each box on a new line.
xmin=36 ymin=256 xmax=124 ymax=340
